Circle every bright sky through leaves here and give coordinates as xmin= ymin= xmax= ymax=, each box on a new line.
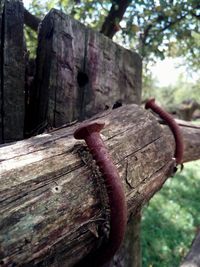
xmin=23 ymin=0 xmax=31 ymax=8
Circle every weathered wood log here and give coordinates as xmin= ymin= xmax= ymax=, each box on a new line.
xmin=1 ymin=104 xmax=200 ymax=266
xmin=27 ymin=9 xmax=142 ymax=135
xmin=0 ymin=0 xmax=25 ymax=143
xmin=180 ymin=231 xmax=200 ymax=267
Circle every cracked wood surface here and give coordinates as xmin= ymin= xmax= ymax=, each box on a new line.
xmin=29 ymin=9 xmax=141 ymax=134
xmin=0 ymin=104 xmax=200 ymax=266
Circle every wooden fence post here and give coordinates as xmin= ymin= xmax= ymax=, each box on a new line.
xmin=26 ymin=9 xmax=142 ymax=136
xmin=3 ymin=5 xmax=200 ymax=267
xmin=0 ymin=0 xmax=25 ymax=143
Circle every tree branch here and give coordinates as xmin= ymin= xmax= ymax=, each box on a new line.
xmin=100 ymin=0 xmax=131 ymax=38
xmin=140 ymin=2 xmax=200 ymax=51
xmin=140 ymin=14 xmax=164 ymax=47
xmin=141 ymin=14 xmax=186 ymax=48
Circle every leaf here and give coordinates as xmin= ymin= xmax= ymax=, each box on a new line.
xmin=131 ymin=24 xmax=140 ymax=32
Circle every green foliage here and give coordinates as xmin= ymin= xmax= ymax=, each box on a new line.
xmin=142 ymin=160 xmax=200 ymax=267
xmin=72 ymin=1 xmax=108 ymax=29
xmin=25 ymin=0 xmax=200 ymax=70
xmin=122 ymin=0 xmax=199 ymax=70
xmin=173 ymin=76 xmax=200 ymax=104
xmin=24 ymin=26 xmax=38 ymax=58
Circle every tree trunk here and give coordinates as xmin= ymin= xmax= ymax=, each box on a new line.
xmin=100 ymin=0 xmax=130 ymax=38
xmin=1 ymin=104 xmax=200 ymax=266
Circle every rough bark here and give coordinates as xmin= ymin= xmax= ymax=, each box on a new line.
xmin=27 ymin=9 xmax=142 ymax=136
xmin=180 ymin=231 xmax=200 ymax=267
xmin=0 ymin=0 xmax=25 ymax=143
xmin=1 ymin=104 xmax=200 ymax=267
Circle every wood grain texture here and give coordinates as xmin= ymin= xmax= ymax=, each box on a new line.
xmin=1 ymin=104 xmax=199 ymax=266
xmin=161 ymin=119 xmax=200 ymax=163
xmin=30 ymin=9 xmax=142 ymax=134
xmin=0 ymin=0 xmax=25 ymax=143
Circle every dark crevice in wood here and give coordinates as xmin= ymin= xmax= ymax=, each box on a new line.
xmin=112 ymin=100 xmax=122 ymax=109
xmin=24 ymin=58 xmax=37 ymax=138
xmin=77 ymin=30 xmax=89 ymax=122
xmin=77 ymin=71 xmax=89 ymax=87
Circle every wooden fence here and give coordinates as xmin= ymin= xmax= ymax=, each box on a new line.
xmin=0 ymin=1 xmax=200 ymax=266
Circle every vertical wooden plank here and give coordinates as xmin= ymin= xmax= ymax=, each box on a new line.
xmin=0 ymin=0 xmax=4 ymax=143
xmin=33 ymin=9 xmax=142 ymax=133
xmin=31 ymin=10 xmax=84 ymax=134
xmin=2 ymin=0 xmax=25 ymax=143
